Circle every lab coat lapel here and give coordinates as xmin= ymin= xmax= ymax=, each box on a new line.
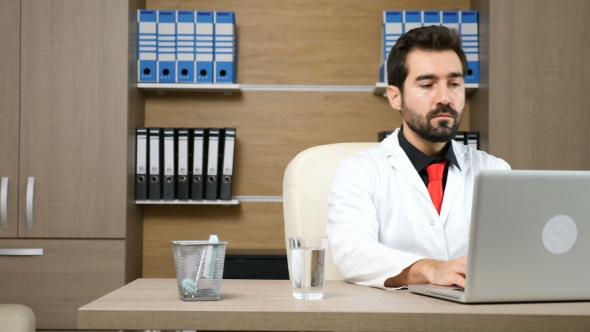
xmin=439 ymin=141 xmax=471 ymax=225
xmin=383 ymin=130 xmax=432 ymax=202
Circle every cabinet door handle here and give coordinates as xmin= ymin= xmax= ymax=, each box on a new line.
xmin=26 ymin=177 xmax=35 ymax=228
xmin=0 ymin=248 xmax=43 ymax=256
xmin=1 ymin=177 xmax=7 ymax=229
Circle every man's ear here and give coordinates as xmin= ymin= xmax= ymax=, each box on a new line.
xmin=386 ymin=85 xmax=402 ymax=111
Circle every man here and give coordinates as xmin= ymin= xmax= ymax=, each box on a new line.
xmin=325 ymin=26 xmax=510 ymax=289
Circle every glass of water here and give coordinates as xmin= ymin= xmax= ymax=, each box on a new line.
xmin=289 ymin=237 xmax=327 ymax=300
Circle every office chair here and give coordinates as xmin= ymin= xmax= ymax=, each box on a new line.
xmin=0 ymin=304 xmax=35 ymax=332
xmin=283 ymin=142 xmax=379 ymax=280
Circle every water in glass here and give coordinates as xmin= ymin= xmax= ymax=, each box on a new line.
xmin=290 ymin=247 xmax=326 ymax=299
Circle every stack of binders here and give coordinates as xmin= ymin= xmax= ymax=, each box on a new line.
xmin=137 ymin=9 xmax=238 ymax=84
xmin=452 ymin=131 xmax=479 ymax=150
xmin=135 ymin=127 xmax=237 ymax=202
xmin=378 ymin=130 xmax=479 ymax=150
xmin=379 ymin=10 xmax=479 ymax=84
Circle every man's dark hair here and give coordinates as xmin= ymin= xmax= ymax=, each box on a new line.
xmin=387 ymin=25 xmax=468 ymax=92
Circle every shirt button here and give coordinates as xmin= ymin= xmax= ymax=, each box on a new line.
xmin=430 ymin=220 xmax=434 ymax=225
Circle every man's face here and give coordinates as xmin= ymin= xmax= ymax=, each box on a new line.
xmin=389 ymin=49 xmax=465 ymax=143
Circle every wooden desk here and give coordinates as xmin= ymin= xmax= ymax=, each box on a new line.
xmin=78 ymin=279 xmax=590 ymax=331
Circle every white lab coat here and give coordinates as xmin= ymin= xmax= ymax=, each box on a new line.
xmin=326 ymin=128 xmax=511 ymax=289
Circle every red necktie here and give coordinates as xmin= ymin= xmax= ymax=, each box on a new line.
xmin=425 ymin=160 xmax=448 ymax=214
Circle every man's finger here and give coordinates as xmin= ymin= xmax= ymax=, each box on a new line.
xmin=453 ymin=274 xmax=466 ymax=288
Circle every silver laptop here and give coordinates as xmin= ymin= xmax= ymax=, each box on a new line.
xmin=409 ymin=170 xmax=590 ymax=303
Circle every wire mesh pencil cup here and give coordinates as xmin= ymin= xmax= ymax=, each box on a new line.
xmin=171 ymin=240 xmax=227 ymax=301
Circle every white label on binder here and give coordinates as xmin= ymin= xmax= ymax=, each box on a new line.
xmin=139 ymin=53 xmax=157 ymax=60
xmin=196 ymin=23 xmax=213 ymax=34
xmin=137 ymin=135 xmax=147 ymax=174
xmin=461 ymin=23 xmax=478 ymax=35
xmin=442 ymin=23 xmax=459 ymax=31
xmin=139 ymin=22 xmax=156 ymax=34
xmin=158 ymin=53 xmax=176 ymax=61
xmin=178 ymin=136 xmax=188 ymax=175
xmin=177 ymin=47 xmax=195 ymax=53
xmin=222 ymin=136 xmax=235 ymax=175
xmin=193 ymin=136 xmax=204 ymax=175
xmin=196 ymin=36 xmax=214 ymax=41
xmin=404 ymin=23 xmax=422 ymax=31
xmin=164 ymin=135 xmax=174 ymax=176
xmin=177 ymin=23 xmax=195 ymax=34
xmin=466 ymin=53 xmax=479 ymax=61
xmin=385 ymin=23 xmax=402 ymax=34
xmin=159 ymin=23 xmax=175 ymax=34
xmin=215 ymin=23 xmax=233 ymax=35
xmin=150 ymin=136 xmax=159 ymax=174
xmin=216 ymin=54 xmax=233 ymax=61
xmin=177 ymin=53 xmax=194 ymax=61
xmin=196 ymin=47 xmax=214 ymax=53
xmin=196 ymin=53 xmax=213 ymax=61
xmin=207 ymin=137 xmax=219 ymax=175
xmin=461 ymin=36 xmax=478 ymax=42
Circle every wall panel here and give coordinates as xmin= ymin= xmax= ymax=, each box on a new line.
xmin=471 ymin=0 xmax=590 ymax=170
xmin=143 ymin=0 xmax=472 ymax=277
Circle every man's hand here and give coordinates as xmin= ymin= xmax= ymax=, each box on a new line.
xmin=384 ymin=255 xmax=467 ymax=288
xmin=421 ymin=255 xmax=467 ymax=288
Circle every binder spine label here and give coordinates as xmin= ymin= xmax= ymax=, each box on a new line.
xmin=193 ymin=137 xmax=204 ymax=175
xmin=222 ymin=136 xmax=235 ymax=175
xmin=178 ymin=136 xmax=188 ymax=175
xmin=137 ymin=135 xmax=147 ymax=174
xmin=164 ymin=134 xmax=175 ymax=176
xmin=207 ymin=138 xmax=219 ymax=175
xmin=149 ymin=136 xmax=160 ymax=174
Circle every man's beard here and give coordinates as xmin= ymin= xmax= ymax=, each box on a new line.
xmin=401 ymin=100 xmax=462 ymax=143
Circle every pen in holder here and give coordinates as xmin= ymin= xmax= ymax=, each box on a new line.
xmin=172 ymin=238 xmax=227 ymax=301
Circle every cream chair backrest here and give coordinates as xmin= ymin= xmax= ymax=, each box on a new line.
xmin=0 ymin=304 xmax=35 ymax=332
xmin=283 ymin=142 xmax=379 ymax=280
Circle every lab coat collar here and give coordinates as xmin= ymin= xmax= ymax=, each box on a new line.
xmin=381 ymin=128 xmax=472 ymax=224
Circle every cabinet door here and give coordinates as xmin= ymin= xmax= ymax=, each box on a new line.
xmin=18 ymin=0 xmax=130 ymax=238
xmin=0 ymin=0 xmax=20 ymax=239
xmin=0 ymin=239 xmax=125 ymax=329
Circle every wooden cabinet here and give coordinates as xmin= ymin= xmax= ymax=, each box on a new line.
xmin=0 ymin=240 xmax=125 ymax=330
xmin=0 ymin=0 xmax=144 ymax=329
xmin=0 ymin=0 xmax=20 ymax=239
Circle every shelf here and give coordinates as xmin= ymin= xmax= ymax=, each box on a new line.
xmin=135 ymin=196 xmax=283 ymax=205
xmin=241 ymin=85 xmax=373 ymax=92
xmin=137 ymin=83 xmax=241 ymax=93
xmin=233 ymin=195 xmax=283 ymax=202
xmin=373 ymin=82 xmax=479 ymax=96
xmin=136 ymin=199 xmax=239 ymax=205
xmin=137 ymin=83 xmax=379 ymax=93
xmin=138 ymin=83 xmax=480 ymax=95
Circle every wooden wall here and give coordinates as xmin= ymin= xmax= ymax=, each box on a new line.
xmin=471 ymin=0 xmax=590 ymax=170
xmin=143 ymin=0 xmax=471 ymax=277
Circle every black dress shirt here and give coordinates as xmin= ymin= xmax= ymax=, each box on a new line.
xmin=397 ymin=127 xmax=461 ymax=190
